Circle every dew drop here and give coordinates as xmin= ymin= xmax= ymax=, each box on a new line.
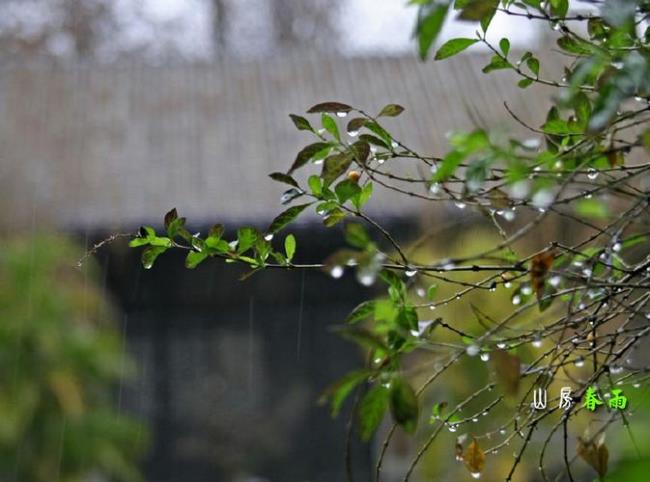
xmin=358 ymin=272 xmax=375 ymax=287
xmin=504 ymin=281 xmax=512 ymax=288
xmin=521 ymin=285 xmax=532 ymax=296
xmin=336 ymin=111 xmax=348 ymax=118
xmin=532 ymin=336 xmax=542 ymax=348
xmin=633 ymin=383 xmax=641 ymax=388
xmin=405 ymin=269 xmax=418 ymax=277
xmin=574 ymin=357 xmax=585 ymax=367
xmin=347 ymin=129 xmax=359 ymax=137
xmin=416 ymin=287 xmax=426 ymax=298
xmin=429 ymin=183 xmax=441 ymax=195
xmin=264 ymin=233 xmax=274 ymax=241
xmin=472 ymin=417 xmax=479 ymax=423
xmin=612 ymin=242 xmax=622 ymax=253
xmin=499 ymin=429 xmax=507 ymax=435
xmin=502 ymin=209 xmax=516 ymax=222
xmin=512 ymin=295 xmax=521 ymax=306
xmin=587 ymin=168 xmax=599 ymax=180
xmin=466 ymin=344 xmax=480 ymax=357
xmin=480 ymin=352 xmax=490 ymax=362
xmin=330 ymin=265 xmax=344 ymax=279
xmin=610 ymin=365 xmax=624 ymax=374
xmin=471 ymin=472 xmax=481 ymax=479
xmin=455 ymin=201 xmax=467 ymax=209
xmin=549 ymin=275 xmax=561 ymax=287
xmin=448 ymin=424 xmax=458 ymax=433
xmin=497 ymin=342 xmax=507 ymax=349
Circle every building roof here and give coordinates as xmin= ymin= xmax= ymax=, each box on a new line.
xmin=0 ymin=52 xmax=554 ymax=230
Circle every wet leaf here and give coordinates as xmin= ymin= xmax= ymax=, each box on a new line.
xmin=269 ymin=172 xmax=299 ymax=188
xmin=319 ymin=369 xmax=371 ymax=417
xmin=345 ymin=223 xmax=371 ymax=249
xmin=492 ymin=349 xmax=520 ymax=397
xmin=358 ymin=385 xmax=390 ymax=441
xmin=185 ymin=250 xmax=208 ymax=269
xmin=307 ymin=102 xmax=353 ymax=114
xmin=463 ymin=439 xmax=486 ymax=477
xmin=351 ymin=141 xmax=371 ymax=164
xmin=321 ymin=152 xmax=353 ymax=186
xmin=164 ymin=208 xmax=178 ymax=229
xmin=346 ymin=300 xmax=376 ymax=324
xmin=416 ymin=2 xmax=449 ymax=59
xmin=389 ymin=377 xmax=419 ymax=434
xmin=332 ymin=325 xmax=388 ymax=352
xmin=378 ymin=104 xmax=405 ymax=117
xmin=289 ymin=113 xmax=313 ymax=131
xmin=284 ymin=234 xmax=296 ymax=262
xmin=289 ymin=142 xmax=332 ymax=174
xmin=530 ymin=251 xmax=554 ymax=301
xmin=435 ymin=38 xmax=478 ymax=60
xmin=577 ymin=436 xmax=608 ymax=478
xmin=268 ymin=203 xmax=312 ymax=234
xmin=347 ymin=117 xmax=367 ymax=133
xmin=141 ymin=246 xmax=167 ymax=269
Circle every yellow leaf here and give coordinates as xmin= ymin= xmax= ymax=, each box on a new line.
xmin=463 ymin=438 xmax=486 ymax=476
xmin=577 ymin=436 xmax=608 ymax=478
xmin=49 ymin=371 xmax=85 ymax=417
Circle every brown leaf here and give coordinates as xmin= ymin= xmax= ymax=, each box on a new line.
xmin=463 ymin=439 xmax=486 ymax=476
xmin=492 ymin=349 xmax=520 ymax=397
xmin=307 ymin=102 xmax=353 ymax=114
xmin=607 ymin=150 xmax=623 ymax=167
xmin=530 ymin=251 xmax=554 ymax=300
xmin=577 ymin=436 xmax=608 ymax=478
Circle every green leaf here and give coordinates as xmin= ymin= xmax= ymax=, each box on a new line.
xmin=289 ymin=114 xmax=313 ymax=131
xmin=346 ymin=300 xmax=377 ymax=324
xmin=359 ymin=385 xmax=390 ymax=441
xmin=526 ymin=56 xmax=540 ymax=76
xmin=269 ymin=172 xmax=299 ymax=188
xmin=355 ymin=182 xmax=374 ymax=210
xmin=575 ymin=198 xmax=609 ymax=219
xmin=550 ymin=0 xmax=568 ymax=18
xmin=434 ymin=150 xmax=465 ymax=181
xmin=390 ymin=377 xmax=419 ymax=434
xmin=320 ymin=370 xmax=370 ymax=417
xmin=518 ymin=78 xmax=534 ymax=88
xmin=308 ymin=175 xmax=323 ymax=196
xmin=237 ymin=227 xmax=258 ymax=254
xmin=284 ymin=234 xmax=296 ymax=262
xmin=333 ymin=325 xmax=388 ymax=351
xmin=321 ymin=113 xmax=341 ymax=141
xmin=307 ymin=102 xmax=353 ymax=114
xmin=141 ymin=246 xmax=167 ymax=269
xmin=289 ymin=142 xmax=333 ymax=174
xmin=268 ymin=203 xmax=312 ymax=234
xmin=435 ymin=38 xmax=478 ymax=60
xmin=345 ymin=223 xmax=371 ymax=249
xmin=351 ymin=141 xmax=371 ymax=164
xmin=323 ymin=209 xmax=346 ymax=227
xmin=185 ymin=250 xmax=208 ymax=269
xmin=321 ymin=153 xmax=353 ymax=186
xmin=458 ymin=0 xmax=498 ymax=21
xmin=482 ymin=55 xmax=511 ymax=73
xmin=378 ymin=104 xmax=405 ymax=117
xmin=335 ymin=179 xmax=362 ymax=204
xmin=499 ymin=38 xmax=510 ymax=56
xmin=557 ymin=36 xmax=592 ymax=56
xmin=416 ymin=2 xmax=450 ymax=60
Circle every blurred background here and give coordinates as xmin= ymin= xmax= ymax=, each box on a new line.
xmin=6 ymin=1 xmax=645 ymax=482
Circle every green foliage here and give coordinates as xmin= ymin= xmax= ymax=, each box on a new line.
xmin=0 ymin=235 xmax=147 ymax=482
xmin=127 ymin=1 xmax=650 ymax=478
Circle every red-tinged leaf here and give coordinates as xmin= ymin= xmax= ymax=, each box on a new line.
xmin=530 ymin=251 xmax=554 ymax=300
xmin=307 ymin=102 xmax=353 ymax=114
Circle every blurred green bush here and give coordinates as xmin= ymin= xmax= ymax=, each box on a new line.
xmin=0 ymin=234 xmax=147 ymax=482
